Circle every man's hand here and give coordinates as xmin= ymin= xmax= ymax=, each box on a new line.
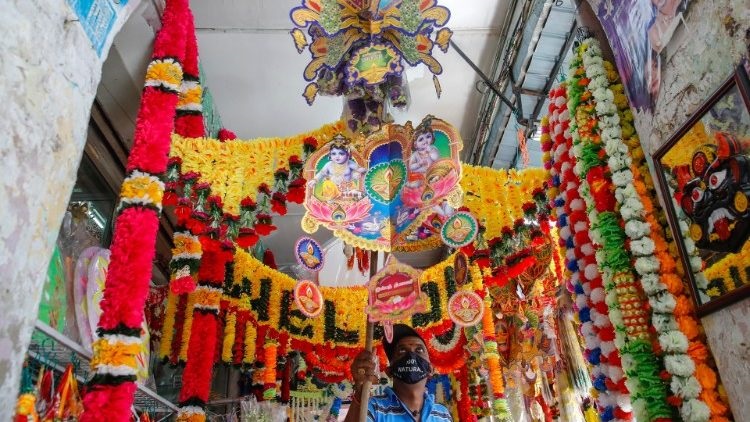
xmin=351 ymin=350 xmax=379 ymax=389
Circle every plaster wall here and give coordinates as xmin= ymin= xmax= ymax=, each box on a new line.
xmin=0 ymin=1 xmax=138 ymax=417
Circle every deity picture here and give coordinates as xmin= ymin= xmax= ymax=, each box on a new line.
xmin=307 ymin=134 xmax=366 ymax=202
xmin=654 ymin=66 xmax=750 ymax=311
xmin=302 ymin=116 xmax=462 ymax=252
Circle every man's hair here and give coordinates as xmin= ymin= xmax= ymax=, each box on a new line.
xmin=383 ymin=324 xmax=425 ymax=362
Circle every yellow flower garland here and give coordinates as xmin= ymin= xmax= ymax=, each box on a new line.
xmin=460 ymin=165 xmax=547 ymax=239
xmin=222 ymin=311 xmax=237 ymax=363
xmin=170 ymin=121 xmax=346 ymax=214
xmin=179 ymin=292 xmax=196 ymax=362
xmin=230 ymin=248 xmax=480 ymax=350
xmin=159 ymin=289 xmax=179 ymax=361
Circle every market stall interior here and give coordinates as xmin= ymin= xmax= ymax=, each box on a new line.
xmin=14 ymin=0 xmax=745 ymax=421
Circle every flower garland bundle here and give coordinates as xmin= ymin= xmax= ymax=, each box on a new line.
xmin=460 ymin=165 xmax=548 ymax=239
xmin=546 ymin=83 xmax=632 ymax=418
xmin=453 ymin=365 xmax=475 ymax=422
xmin=170 ymin=121 xmax=343 ymax=215
xmin=178 ymin=239 xmax=234 ymax=420
xmin=158 ymin=290 xmax=180 ymax=361
xmin=580 ymin=39 xmax=725 ymax=422
xmin=481 ymin=297 xmax=509 ymax=418
xmin=570 ymin=38 xmax=675 ymax=421
xmin=81 ymin=0 xmax=197 ymax=419
xmin=606 ymin=69 xmax=730 ymax=420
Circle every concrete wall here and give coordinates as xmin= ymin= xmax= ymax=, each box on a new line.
xmin=0 ymin=1 xmax=139 ymax=417
xmin=587 ymin=0 xmax=750 ymax=416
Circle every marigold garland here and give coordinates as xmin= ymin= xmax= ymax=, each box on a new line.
xmin=170 ymin=121 xmax=344 ymax=215
xmin=159 ymin=289 xmax=179 ymax=361
xmin=481 ymin=297 xmax=509 ymax=418
xmin=461 ymin=165 xmax=547 ymax=240
xmin=81 ymin=0 xmax=197 ymax=419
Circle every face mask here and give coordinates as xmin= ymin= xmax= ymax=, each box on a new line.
xmin=391 ymin=352 xmax=431 ymax=384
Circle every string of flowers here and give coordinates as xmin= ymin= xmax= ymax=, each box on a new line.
xmin=460 ymin=165 xmax=548 ymax=239
xmin=158 ymin=290 xmax=179 ymax=361
xmin=170 ymin=122 xmax=341 ymax=214
xmin=545 ymin=83 xmax=633 ymax=421
xmin=583 ymin=39 xmax=727 ymax=422
xmin=570 ymin=38 xmax=674 ymax=421
xmin=177 ymin=239 xmax=234 ymax=421
xmin=81 ymin=0 xmax=194 ymax=419
xmin=606 ymin=69 xmax=731 ymax=420
xmin=480 ymin=296 xmax=509 ymax=418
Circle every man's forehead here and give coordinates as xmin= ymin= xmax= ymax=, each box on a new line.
xmin=396 ymin=336 xmax=425 ymax=347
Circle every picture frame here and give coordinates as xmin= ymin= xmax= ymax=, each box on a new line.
xmin=652 ymin=64 xmax=750 ymax=316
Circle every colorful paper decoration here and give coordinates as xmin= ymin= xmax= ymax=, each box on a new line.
xmin=440 ymin=211 xmax=477 ymax=248
xmin=302 ymin=115 xmax=463 ymax=251
xmin=366 ymin=256 xmax=425 ymax=323
xmin=447 ymin=291 xmax=483 ymax=327
xmin=295 ymin=236 xmax=325 ymax=272
xmin=289 ymin=0 xmax=452 ymax=103
xmin=294 ymin=280 xmax=324 ymax=318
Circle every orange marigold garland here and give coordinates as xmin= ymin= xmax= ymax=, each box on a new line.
xmin=481 ymin=297 xmax=508 ymax=418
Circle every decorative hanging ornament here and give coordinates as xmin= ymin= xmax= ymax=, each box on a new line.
xmin=295 ymin=236 xmax=325 ymax=272
xmin=302 ymin=116 xmax=463 ymax=252
xmin=294 ymin=280 xmax=324 ymax=318
xmin=447 ymin=290 xmax=484 ymax=327
xmin=441 ymin=211 xmax=477 ymax=248
xmin=453 ymin=252 xmax=468 ymax=286
xmin=366 ymin=255 xmax=425 ymax=323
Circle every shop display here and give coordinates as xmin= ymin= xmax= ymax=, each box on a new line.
xmin=14 ymin=1 xmax=743 ymax=422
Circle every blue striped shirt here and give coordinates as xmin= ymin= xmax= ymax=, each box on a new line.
xmin=367 ymin=387 xmax=452 ymax=422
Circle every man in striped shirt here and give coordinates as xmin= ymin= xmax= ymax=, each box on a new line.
xmin=344 ymin=324 xmax=453 ymax=421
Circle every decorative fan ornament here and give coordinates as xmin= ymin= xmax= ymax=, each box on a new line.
xmin=290 ymin=0 xmax=452 ymax=102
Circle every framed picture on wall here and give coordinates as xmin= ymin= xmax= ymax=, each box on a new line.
xmin=653 ymin=64 xmax=750 ymax=316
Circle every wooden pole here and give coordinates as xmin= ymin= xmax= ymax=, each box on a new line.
xmin=358 ymin=250 xmax=380 ymax=422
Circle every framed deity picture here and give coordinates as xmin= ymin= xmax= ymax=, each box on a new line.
xmin=653 ymin=64 xmax=750 ymax=315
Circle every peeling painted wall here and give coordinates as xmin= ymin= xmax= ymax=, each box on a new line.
xmin=0 ymin=1 xmax=137 ymax=417
xmin=588 ymin=0 xmax=750 ymax=416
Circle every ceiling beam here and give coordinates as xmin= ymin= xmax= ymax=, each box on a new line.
xmin=509 ymin=17 xmax=578 ymax=169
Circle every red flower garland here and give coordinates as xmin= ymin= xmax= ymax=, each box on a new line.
xmin=81 ymin=0 xmax=194 ymax=419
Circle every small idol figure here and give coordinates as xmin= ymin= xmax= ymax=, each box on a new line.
xmin=308 ymin=134 xmax=365 ymax=201
xmin=407 ymin=123 xmax=440 ymax=188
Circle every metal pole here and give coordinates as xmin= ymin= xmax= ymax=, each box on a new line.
xmin=358 ymin=250 xmax=380 ymax=422
xmin=449 ymin=40 xmax=517 ymax=111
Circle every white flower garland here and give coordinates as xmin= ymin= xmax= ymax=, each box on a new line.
xmin=579 ymin=38 xmax=710 ymax=422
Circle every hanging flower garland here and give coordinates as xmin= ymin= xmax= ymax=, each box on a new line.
xmin=81 ymin=0 xmax=195 ymax=419
xmin=460 ymin=165 xmax=548 ymax=240
xmin=605 ymin=68 xmax=731 ymax=420
xmin=544 ymin=83 xmax=633 ymax=421
xmin=170 ymin=122 xmax=342 ymax=215
xmin=581 ymin=39 xmax=729 ymax=422
xmin=481 ymin=296 xmax=509 ymax=418
xmin=570 ymin=38 xmax=675 ymax=421
xmin=178 ymin=239 xmax=234 ymax=420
